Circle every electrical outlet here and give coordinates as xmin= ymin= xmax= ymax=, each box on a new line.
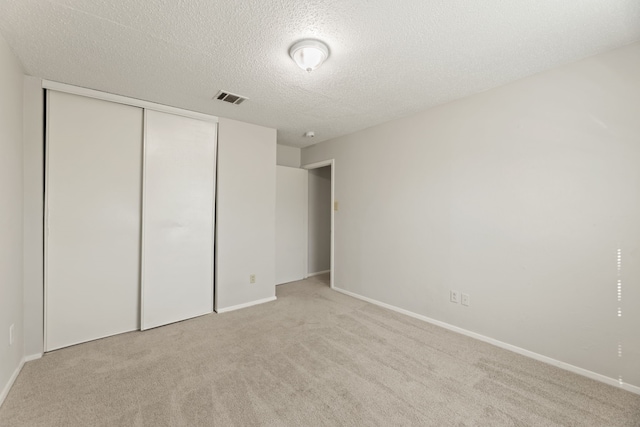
xmin=450 ymin=290 xmax=459 ymax=304
xmin=334 ymin=201 xmax=339 ymax=211
xmin=9 ymin=324 xmax=14 ymax=346
xmin=461 ymin=293 xmax=470 ymax=307
xmin=249 ymin=274 xmax=256 ymax=284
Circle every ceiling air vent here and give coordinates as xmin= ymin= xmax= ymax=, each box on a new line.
xmin=214 ymin=90 xmax=248 ymax=105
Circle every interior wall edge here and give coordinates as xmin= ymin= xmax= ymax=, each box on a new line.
xmin=22 ymin=75 xmax=44 ymax=357
xmin=215 ymin=117 xmax=277 ymax=310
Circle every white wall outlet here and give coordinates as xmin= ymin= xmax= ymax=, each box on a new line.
xmin=461 ymin=293 xmax=470 ymax=307
xmin=9 ymin=324 xmax=14 ymax=346
xmin=334 ymin=201 xmax=339 ymax=211
xmin=249 ymin=274 xmax=256 ymax=284
xmin=450 ymin=290 xmax=459 ymax=303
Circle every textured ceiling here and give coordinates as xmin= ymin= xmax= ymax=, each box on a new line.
xmin=1 ymin=0 xmax=639 ymax=147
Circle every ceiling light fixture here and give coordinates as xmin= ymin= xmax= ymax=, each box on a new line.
xmin=289 ymin=40 xmax=330 ymax=72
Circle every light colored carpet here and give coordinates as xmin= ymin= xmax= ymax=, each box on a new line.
xmin=1 ymin=274 xmax=639 ymax=426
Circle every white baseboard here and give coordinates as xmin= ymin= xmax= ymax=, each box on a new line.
xmin=216 ymin=296 xmax=277 ymax=313
xmin=307 ymin=270 xmax=330 ymax=278
xmin=0 ymin=352 xmax=43 ymax=408
xmin=333 ymin=286 xmax=640 ymax=396
xmin=24 ymin=353 xmax=43 ymax=362
xmin=0 ymin=357 xmax=25 ymax=408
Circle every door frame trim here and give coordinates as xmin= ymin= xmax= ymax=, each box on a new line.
xmin=302 ymin=159 xmax=335 ymax=289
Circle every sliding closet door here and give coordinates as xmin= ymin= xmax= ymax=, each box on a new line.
xmin=141 ymin=110 xmax=216 ymax=330
xmin=45 ymin=91 xmax=143 ymax=351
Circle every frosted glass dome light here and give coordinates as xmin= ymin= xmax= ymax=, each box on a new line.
xmin=289 ymin=40 xmax=329 ymax=72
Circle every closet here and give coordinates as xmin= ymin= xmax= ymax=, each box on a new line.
xmin=45 ymin=89 xmax=217 ymax=351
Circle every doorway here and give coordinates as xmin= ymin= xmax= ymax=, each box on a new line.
xmin=303 ymin=160 xmax=335 ymax=288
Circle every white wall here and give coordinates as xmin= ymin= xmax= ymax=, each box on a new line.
xmin=308 ymin=166 xmax=331 ymax=274
xmin=302 ymin=42 xmax=640 ymax=389
xmin=276 ymin=144 xmax=301 ymax=168
xmin=216 ymin=118 xmax=277 ymax=310
xmin=22 ymin=76 xmax=44 ymax=358
xmin=275 ymin=166 xmax=308 ymax=285
xmin=0 ymin=33 xmax=24 ymax=403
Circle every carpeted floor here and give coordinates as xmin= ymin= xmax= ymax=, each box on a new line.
xmin=1 ymin=274 xmax=639 ymax=426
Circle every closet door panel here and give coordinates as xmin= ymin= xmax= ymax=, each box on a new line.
xmin=141 ymin=110 xmax=216 ymax=330
xmin=45 ymin=91 xmax=143 ymax=351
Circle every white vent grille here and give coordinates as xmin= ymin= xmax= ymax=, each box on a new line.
xmin=214 ymin=90 xmax=248 ymax=105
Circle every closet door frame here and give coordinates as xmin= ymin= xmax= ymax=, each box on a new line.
xmin=43 ymin=81 xmax=218 ymax=124
xmin=43 ymin=81 xmax=218 ymax=350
